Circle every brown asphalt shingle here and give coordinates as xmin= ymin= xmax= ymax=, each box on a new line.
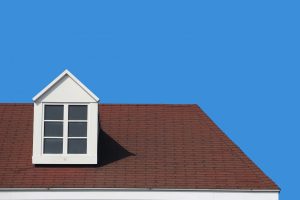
xmin=0 ymin=104 xmax=279 ymax=189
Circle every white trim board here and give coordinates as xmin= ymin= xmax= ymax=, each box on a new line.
xmin=0 ymin=190 xmax=279 ymax=200
xmin=0 ymin=188 xmax=280 ymax=192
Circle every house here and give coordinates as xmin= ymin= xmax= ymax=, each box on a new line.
xmin=0 ymin=70 xmax=279 ymax=200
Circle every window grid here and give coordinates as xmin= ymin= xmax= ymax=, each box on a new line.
xmin=42 ymin=104 xmax=88 ymax=155
xmin=63 ymin=104 xmax=68 ymax=154
xmin=67 ymin=105 xmax=87 ymax=154
xmin=43 ymin=105 xmax=64 ymax=154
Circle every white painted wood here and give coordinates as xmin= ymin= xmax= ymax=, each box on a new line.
xmin=35 ymin=73 xmax=95 ymax=103
xmin=63 ymin=104 xmax=68 ymax=154
xmin=33 ymin=69 xmax=99 ymax=102
xmin=0 ymin=190 xmax=279 ymax=200
xmin=32 ymin=70 xmax=99 ymax=164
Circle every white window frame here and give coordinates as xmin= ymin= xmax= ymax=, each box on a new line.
xmin=33 ymin=102 xmax=98 ymax=165
xmin=42 ymin=103 xmax=89 ymax=155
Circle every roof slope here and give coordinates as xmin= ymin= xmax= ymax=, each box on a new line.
xmin=0 ymin=104 xmax=278 ymax=190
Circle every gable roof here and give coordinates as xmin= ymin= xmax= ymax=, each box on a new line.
xmin=0 ymin=104 xmax=279 ymax=190
xmin=32 ymin=70 xmax=99 ymax=102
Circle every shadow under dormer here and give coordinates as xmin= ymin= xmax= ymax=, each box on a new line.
xmin=98 ymin=128 xmax=134 ymax=167
xmin=34 ymin=128 xmax=134 ymax=168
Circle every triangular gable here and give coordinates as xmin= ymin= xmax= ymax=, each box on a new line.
xmin=33 ymin=70 xmax=99 ymax=103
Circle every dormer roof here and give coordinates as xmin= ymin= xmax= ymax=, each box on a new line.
xmin=33 ymin=69 xmax=99 ymax=103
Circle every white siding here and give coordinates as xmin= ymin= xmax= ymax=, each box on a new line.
xmin=0 ymin=189 xmax=279 ymax=200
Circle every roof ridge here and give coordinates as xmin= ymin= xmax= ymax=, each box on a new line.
xmin=100 ymin=104 xmax=198 ymax=106
xmin=0 ymin=103 xmax=197 ymax=106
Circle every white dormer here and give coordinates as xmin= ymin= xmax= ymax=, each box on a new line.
xmin=32 ymin=70 xmax=99 ymax=164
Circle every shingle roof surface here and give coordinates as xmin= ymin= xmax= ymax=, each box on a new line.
xmin=0 ymin=104 xmax=278 ymax=189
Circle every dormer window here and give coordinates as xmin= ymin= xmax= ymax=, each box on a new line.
xmin=32 ymin=70 xmax=99 ymax=164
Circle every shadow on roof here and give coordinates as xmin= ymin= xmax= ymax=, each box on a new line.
xmin=34 ymin=127 xmax=135 ymax=168
xmin=98 ymin=128 xmax=135 ymax=167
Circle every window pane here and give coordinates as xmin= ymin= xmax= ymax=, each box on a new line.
xmin=44 ymin=138 xmax=63 ymax=154
xmin=44 ymin=122 xmax=63 ymax=137
xmin=68 ymin=139 xmax=87 ymax=154
xmin=69 ymin=105 xmax=87 ymax=120
xmin=45 ymin=105 xmax=63 ymax=120
xmin=68 ymin=122 xmax=87 ymax=137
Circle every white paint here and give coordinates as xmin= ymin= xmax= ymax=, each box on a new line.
xmin=32 ymin=70 xmax=99 ymax=164
xmin=33 ymin=69 xmax=99 ymax=102
xmin=0 ymin=189 xmax=279 ymax=200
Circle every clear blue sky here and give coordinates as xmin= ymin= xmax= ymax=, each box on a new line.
xmin=0 ymin=1 xmax=299 ymax=199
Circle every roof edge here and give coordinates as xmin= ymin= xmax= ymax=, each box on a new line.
xmin=0 ymin=188 xmax=280 ymax=192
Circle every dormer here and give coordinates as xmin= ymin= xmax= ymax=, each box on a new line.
xmin=32 ymin=70 xmax=99 ymax=164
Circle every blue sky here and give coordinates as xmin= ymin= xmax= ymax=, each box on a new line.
xmin=0 ymin=1 xmax=299 ymax=199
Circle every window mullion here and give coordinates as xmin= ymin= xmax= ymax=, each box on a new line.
xmin=63 ymin=104 xmax=68 ymax=155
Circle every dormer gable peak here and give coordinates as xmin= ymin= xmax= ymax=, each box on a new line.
xmin=33 ymin=69 xmax=99 ymax=103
